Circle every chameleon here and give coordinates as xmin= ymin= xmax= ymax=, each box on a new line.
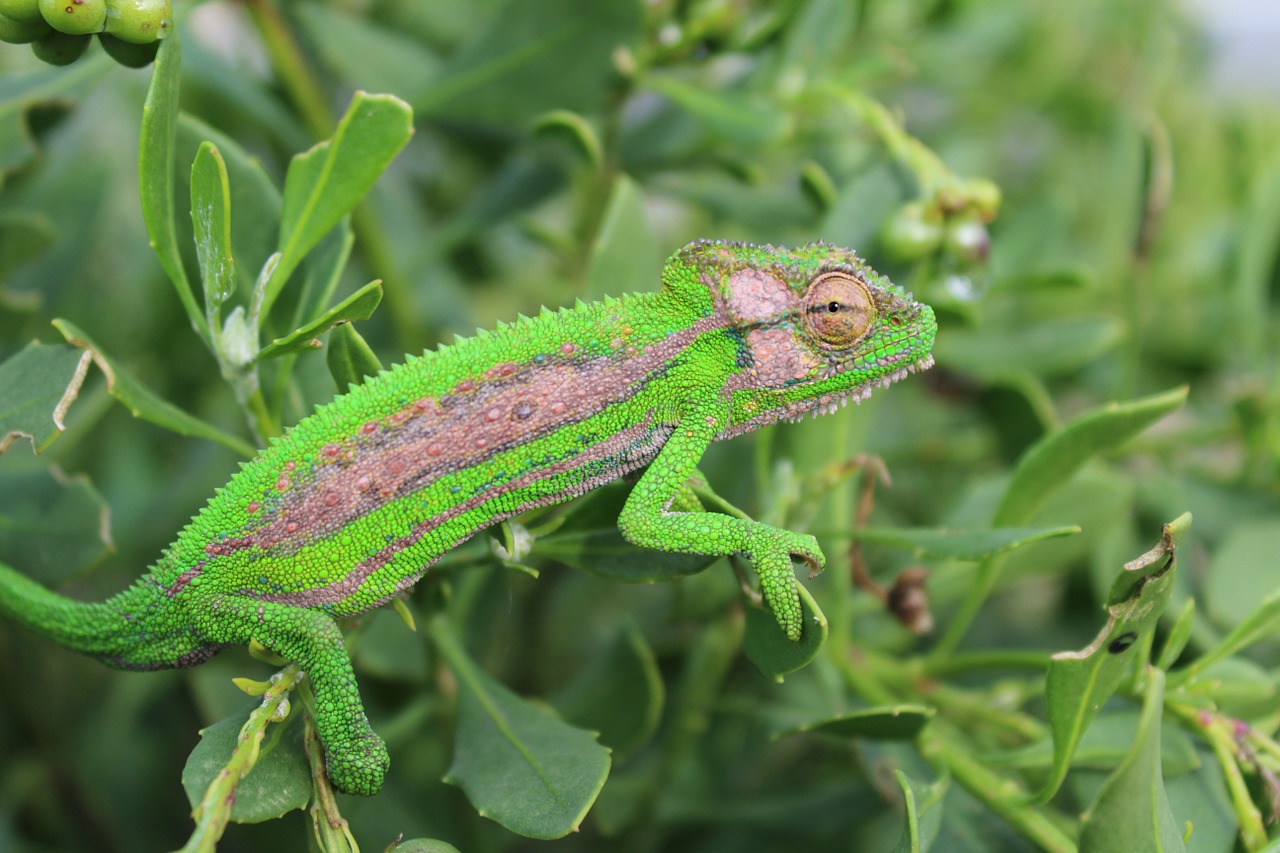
xmin=0 ymin=239 xmax=936 ymax=796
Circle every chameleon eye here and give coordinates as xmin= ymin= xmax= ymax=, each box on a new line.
xmin=802 ymin=272 xmax=875 ymax=347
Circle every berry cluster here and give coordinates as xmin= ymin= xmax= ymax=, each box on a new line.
xmin=0 ymin=0 xmax=171 ymax=67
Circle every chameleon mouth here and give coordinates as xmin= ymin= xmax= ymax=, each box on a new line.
xmin=783 ymin=353 xmax=935 ymax=423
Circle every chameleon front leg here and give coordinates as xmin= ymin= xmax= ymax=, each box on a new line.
xmin=618 ymin=402 xmax=823 ymax=641
xmin=189 ymin=594 xmax=389 ymax=795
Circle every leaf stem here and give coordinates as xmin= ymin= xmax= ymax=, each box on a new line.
xmin=180 ymin=664 xmax=304 ymax=853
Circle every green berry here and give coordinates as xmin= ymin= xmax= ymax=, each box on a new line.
xmin=38 ymin=0 xmax=104 ymax=35
xmin=943 ymin=214 xmax=991 ymax=265
xmin=0 ymin=9 xmax=50 ymax=41
xmin=103 ymin=0 xmax=169 ymax=44
xmin=881 ymin=201 xmax=943 ymax=261
xmin=31 ymin=27 xmax=89 ymax=64
xmin=98 ymin=30 xmax=156 ymax=66
xmin=0 ymin=0 xmax=41 ymax=24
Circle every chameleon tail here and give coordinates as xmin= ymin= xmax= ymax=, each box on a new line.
xmin=0 ymin=562 xmax=214 ymax=670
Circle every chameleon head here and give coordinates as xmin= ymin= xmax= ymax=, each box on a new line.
xmin=678 ymin=239 xmax=937 ymax=435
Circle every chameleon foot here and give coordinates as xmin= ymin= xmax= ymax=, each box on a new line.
xmin=324 ymin=730 xmax=390 ymax=796
xmin=753 ymin=531 xmax=824 ymax=641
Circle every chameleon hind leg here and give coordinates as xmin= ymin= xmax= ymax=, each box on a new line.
xmin=618 ymin=402 xmax=823 ymax=641
xmin=187 ymin=594 xmax=389 ymax=795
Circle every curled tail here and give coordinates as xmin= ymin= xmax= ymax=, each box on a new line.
xmin=0 ymin=562 xmax=216 ymax=670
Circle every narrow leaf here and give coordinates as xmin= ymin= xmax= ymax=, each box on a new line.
xmin=532 ymin=110 xmax=603 ymax=171
xmin=325 ymin=322 xmax=384 ymax=390
xmin=1171 ymin=587 xmax=1280 ymax=687
xmin=52 ymin=319 xmax=257 ymax=458
xmin=935 ymin=388 xmax=1187 ymax=660
xmin=584 ymin=174 xmax=660 ymax=301
xmin=843 ymin=525 xmax=1080 ymax=561
xmin=777 ymin=705 xmax=935 ymax=741
xmin=267 ymin=92 xmax=413 ymax=315
xmin=190 ymin=142 xmax=235 ymax=313
xmin=1077 ymin=669 xmax=1187 ymax=852
xmin=891 ymin=770 xmax=947 ymax=853
xmin=257 ymin=280 xmax=383 ymax=361
xmin=996 ymin=389 xmax=1188 ymax=527
xmin=1034 ymin=518 xmax=1182 ymax=803
xmin=177 ymin=113 xmax=283 ymax=294
xmin=645 ymin=75 xmax=793 ymax=147
xmin=413 ymin=0 xmax=640 ymax=126
xmin=0 ymin=342 xmax=89 ymax=454
xmin=138 ymin=31 xmax=206 ymax=338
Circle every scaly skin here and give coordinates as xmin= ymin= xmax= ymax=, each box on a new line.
xmin=0 ymin=239 xmax=936 ymax=795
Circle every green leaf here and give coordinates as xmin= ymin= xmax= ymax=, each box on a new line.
xmin=743 ymin=580 xmax=826 ymax=681
xmin=583 ymin=174 xmax=660 ymax=301
xmin=180 ymin=702 xmax=310 ymax=824
xmin=281 ymin=218 xmax=356 ymax=344
xmin=413 ymin=0 xmax=641 ymax=126
xmin=138 ymin=30 xmax=206 ymax=338
xmin=0 ymin=53 xmax=110 ymax=181
xmin=842 ymin=525 xmax=1080 ymax=561
xmin=267 ymin=92 xmax=413 ymax=316
xmin=293 ymin=3 xmax=440 ymax=100
xmin=1203 ymin=520 xmax=1280 ymax=630
xmin=644 ymin=75 xmax=793 ymax=147
xmin=325 ymin=322 xmax=384 ymax=390
xmin=257 ymin=280 xmax=383 ymax=361
xmin=777 ymin=704 xmax=935 ymax=741
xmin=0 ymin=453 xmax=112 ymax=584
xmin=996 ymin=390 xmax=1188 ymax=528
xmin=776 ymin=0 xmax=858 ymax=90
xmin=177 ymin=112 xmax=283 ymax=297
xmin=552 ymin=624 xmax=663 ymax=756
xmin=388 ymin=841 xmax=462 ymax=853
xmin=934 ymin=316 xmax=1125 ymax=382
xmin=0 ymin=210 xmax=55 ymax=283
xmin=1154 ymin=598 xmax=1195 ymax=671
xmin=1187 ymin=657 xmax=1278 ymax=719
xmin=1077 ymin=668 xmax=1187 ymax=852
xmin=532 ymin=109 xmax=603 ymax=171
xmin=0 ymin=341 xmax=88 ymax=454
xmin=1035 ymin=519 xmax=1181 ymax=803
xmin=432 ymin=617 xmax=610 ymax=840
xmin=190 ymin=142 xmax=235 ymax=315
xmin=890 ymin=770 xmax=947 ymax=853
xmin=988 ymin=711 xmax=1200 ymax=776
xmin=934 ymin=388 xmax=1188 ymax=660
xmin=51 ymin=319 xmax=257 ymax=458
xmin=1170 ymin=585 xmax=1280 ymax=691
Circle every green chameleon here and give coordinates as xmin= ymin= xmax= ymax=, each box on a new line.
xmin=0 ymin=239 xmax=936 ymax=795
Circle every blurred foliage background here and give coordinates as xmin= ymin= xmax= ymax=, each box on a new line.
xmin=0 ymin=0 xmax=1278 ymax=851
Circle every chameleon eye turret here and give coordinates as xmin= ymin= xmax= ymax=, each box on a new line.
xmin=802 ymin=271 xmax=876 ymax=347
